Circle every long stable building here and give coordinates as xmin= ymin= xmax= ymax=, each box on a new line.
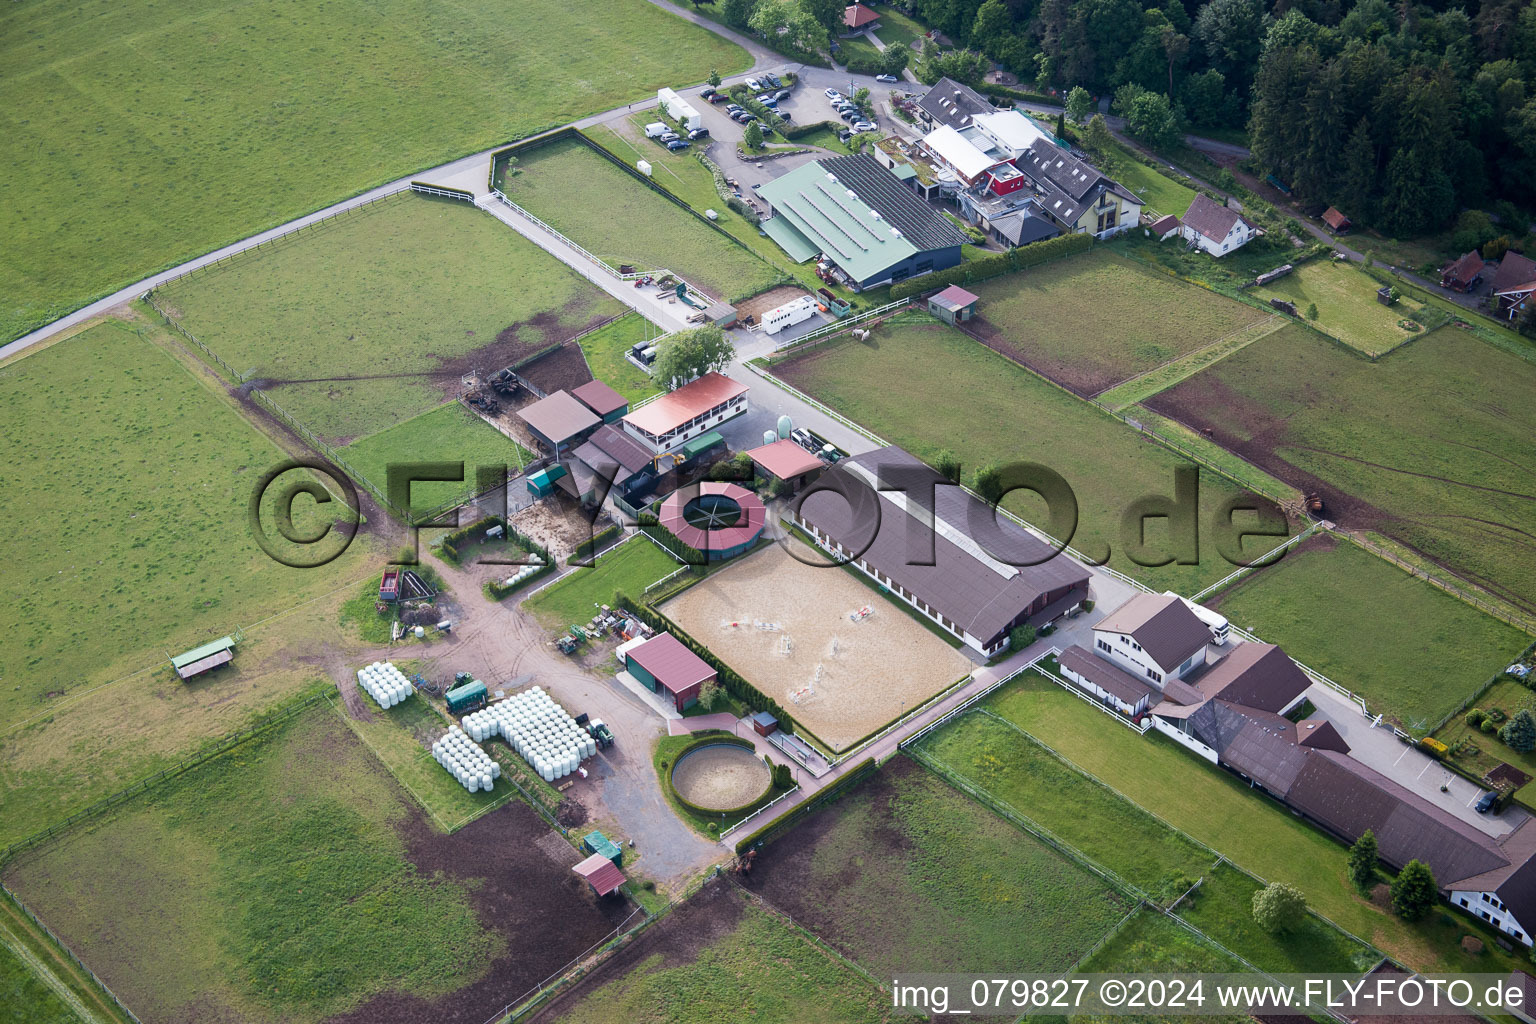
xmin=758 ymin=154 xmax=969 ymax=290
xmin=620 ymin=372 xmax=748 ymax=453
xmin=792 ymin=446 xmax=1090 ymax=656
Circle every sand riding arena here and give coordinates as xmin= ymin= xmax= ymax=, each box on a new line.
xmin=660 ymin=543 xmax=973 ymax=752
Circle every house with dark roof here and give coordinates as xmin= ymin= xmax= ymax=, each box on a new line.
xmin=570 ymin=379 xmax=628 ymax=423
xmin=1179 ymin=193 xmax=1257 ymax=257
xmin=517 ymin=390 xmax=601 ymax=456
xmin=1441 ymin=249 xmax=1486 ymax=292
xmin=569 ymin=423 xmax=656 ymax=505
xmin=757 ymin=154 xmax=968 ymax=289
xmin=1091 ymin=592 xmax=1212 ymax=687
xmin=916 ymin=77 xmax=993 ymax=132
xmin=792 ymin=446 xmax=1090 ymax=656
xmin=1015 ymin=139 xmax=1142 ymax=239
xmin=1149 ymin=213 xmax=1181 ymax=240
xmin=1491 ymin=251 xmax=1536 ymax=319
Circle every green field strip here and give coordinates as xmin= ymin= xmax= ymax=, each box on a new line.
xmin=1098 ymin=314 xmax=1287 ymax=410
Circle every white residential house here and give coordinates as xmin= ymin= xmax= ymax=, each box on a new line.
xmin=1179 ymin=193 xmax=1257 ymax=257
xmin=1090 ymin=592 xmax=1211 ymax=687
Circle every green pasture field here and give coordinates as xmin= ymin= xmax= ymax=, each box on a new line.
xmin=153 ymin=195 xmax=622 ymax=442
xmin=746 ymin=757 xmax=1131 ymax=977
xmin=964 ymin=249 xmax=1269 ymax=395
xmin=1074 ymin=908 xmax=1250 ymax=1024
xmin=498 ymin=138 xmax=785 ymax=302
xmin=572 ymin=312 xmax=665 ymax=406
xmin=0 ymin=936 xmax=85 ymax=1024
xmin=524 ymin=537 xmax=680 ymax=629
xmin=537 ymin=884 xmax=897 ymax=1024
xmin=0 ymin=320 xmax=370 ymax=732
xmin=983 ymin=672 xmax=1519 ymax=974
xmin=3 ymin=708 xmax=500 ymax=1024
xmin=771 ymin=320 xmax=1288 ymax=596
xmin=1253 ymin=259 xmax=1431 ymax=356
xmin=1210 ymin=536 xmax=1531 ymax=731
xmin=866 ymin=4 xmax=928 ymax=51
xmin=915 ymin=709 xmax=1212 ymax=901
xmin=1145 ymin=324 xmax=1536 ymax=618
xmin=1176 ymin=863 xmax=1376 ymax=974
xmin=338 ymin=402 xmax=533 ymax=515
xmin=0 ymin=0 xmax=746 ymax=345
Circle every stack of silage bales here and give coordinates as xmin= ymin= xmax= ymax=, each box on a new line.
xmin=460 ymin=686 xmax=595 ymax=783
xmin=499 ymin=564 xmax=542 ymax=589
xmin=355 ymin=661 xmax=414 ymax=710
xmin=431 ymin=726 xmax=501 ymax=792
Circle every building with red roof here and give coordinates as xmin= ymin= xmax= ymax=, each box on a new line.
xmin=926 ymin=284 xmax=979 ymax=324
xmin=571 ymin=379 xmax=629 ymax=423
xmin=843 ymin=3 xmax=880 ymax=31
xmin=620 ymin=372 xmax=749 ymax=453
xmin=572 ymin=853 xmax=626 ymax=896
xmin=1322 ymin=207 xmax=1351 ymax=233
xmin=620 ymin=632 xmax=717 ymax=711
xmin=744 ymin=439 xmax=825 ymax=492
xmin=1441 ymin=250 xmax=1486 ymax=292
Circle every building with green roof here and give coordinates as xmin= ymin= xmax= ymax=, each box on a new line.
xmin=757 ymin=154 xmax=967 ymax=290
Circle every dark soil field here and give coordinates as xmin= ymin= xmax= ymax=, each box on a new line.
xmin=741 ymin=757 xmax=1130 ymax=978
xmin=4 ymin=707 xmax=633 ymax=1024
xmin=526 ymin=879 xmax=900 ymax=1024
xmin=1144 ymin=324 xmax=1536 ymax=615
xmin=518 ymin=342 xmax=596 ymax=395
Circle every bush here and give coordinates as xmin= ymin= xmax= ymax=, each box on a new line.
xmin=1503 ymin=709 xmax=1536 ymax=753
xmin=888 ymin=232 xmax=1093 ymax=300
xmin=1480 ymin=718 xmax=1498 ymax=735
xmin=1391 ymin=860 xmax=1438 ymax=921
xmin=1009 ymin=624 xmax=1037 ymax=652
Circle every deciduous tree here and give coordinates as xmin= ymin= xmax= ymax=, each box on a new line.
xmin=1390 ymin=859 xmax=1438 ymax=921
xmin=653 ymin=325 xmax=735 ymax=389
xmin=1252 ymin=882 xmax=1308 ymax=933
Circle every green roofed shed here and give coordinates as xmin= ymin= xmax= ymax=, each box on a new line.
xmin=583 ymin=830 xmax=623 ymax=867
xmin=171 ymin=636 xmax=237 ymax=680
xmin=890 ymin=162 xmax=917 ymax=182
xmin=680 ymin=431 xmax=724 ymax=460
xmin=761 ymin=215 xmax=820 ymax=264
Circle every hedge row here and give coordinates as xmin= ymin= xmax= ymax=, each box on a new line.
xmin=568 ymin=522 xmax=623 ymax=565
xmin=485 ymin=559 xmax=556 ymax=600
xmin=733 ymin=757 xmax=878 ymax=854
xmin=440 ymin=515 xmax=549 ymax=566
xmin=665 ymin=734 xmax=775 ymax=817
xmin=637 ymin=514 xmax=705 ymax=565
xmin=780 ymin=119 xmax=841 ymax=141
xmin=620 ymin=599 xmax=793 ymax=731
xmin=986 ymin=84 xmax=1065 ymax=108
xmin=889 ymin=231 xmax=1093 ymax=300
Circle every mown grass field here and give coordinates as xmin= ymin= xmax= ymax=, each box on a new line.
xmin=0 ymin=320 xmax=372 ymax=734
xmin=524 ymin=536 xmax=679 ymax=629
xmin=1210 ymin=536 xmax=1531 ymax=731
xmin=745 ymin=757 xmax=1131 ymax=977
xmin=572 ymin=312 xmax=665 ymax=406
xmin=983 ymin=672 xmax=1520 ymax=974
xmin=1253 ymin=259 xmax=1430 ymax=356
xmin=1147 ymin=325 xmax=1536 ymax=618
xmin=4 ymin=708 xmax=501 ymax=1024
xmin=532 ymin=882 xmax=899 ymax=1024
xmin=499 ymin=139 xmax=785 ymax=302
xmin=0 ymin=0 xmax=747 ymax=345
xmin=915 ymin=704 xmax=1372 ymax=972
xmin=1102 ymin=144 xmax=1199 ymax=217
xmin=1073 ymin=908 xmax=1250 ymax=1024
xmin=0 ymin=936 xmax=85 ymax=1024
xmin=155 ymin=195 xmax=622 ymax=442
xmin=965 ymin=249 xmax=1268 ymax=395
xmin=338 ymin=402 xmax=533 ymax=515
xmin=772 ymin=320 xmax=1289 ymax=596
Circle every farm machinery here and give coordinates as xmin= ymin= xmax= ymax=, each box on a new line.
xmin=575 ymin=713 xmax=614 ymax=749
xmin=553 ymin=624 xmax=589 ymax=655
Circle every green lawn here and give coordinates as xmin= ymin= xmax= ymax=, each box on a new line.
xmin=772 ymin=320 xmax=1289 ymax=596
xmin=573 ymin=312 xmax=665 ymax=406
xmin=1177 ymin=863 xmax=1377 ymax=973
xmin=1210 ymin=536 xmax=1532 ymax=731
xmin=749 ymin=757 xmax=1131 ymax=977
xmin=965 ymin=249 xmax=1269 ymax=395
xmin=0 ymin=935 xmax=85 ymax=1024
xmin=499 ymin=138 xmax=785 ymax=302
xmin=1147 ymin=323 xmax=1536 ymax=619
xmin=542 ymin=886 xmax=895 ymax=1024
xmin=338 ymin=402 xmax=532 ymax=516
xmin=1433 ymin=679 xmax=1536 ymax=787
xmin=1104 ymin=146 xmax=1199 ymax=218
xmin=1074 ymin=909 xmax=1250 ymax=1024
xmin=155 ymin=195 xmax=622 ymax=442
xmin=867 ymin=4 xmax=928 ymax=51
xmin=1253 ymin=260 xmax=1432 ymax=356
xmin=984 ymin=672 xmax=1521 ymax=974
xmin=916 ymin=708 xmax=1211 ymax=901
xmin=0 ymin=0 xmax=747 ymax=345
xmin=524 ymin=536 xmax=679 ymax=629
xmin=4 ymin=708 xmax=501 ymax=1024
xmin=0 ymin=320 xmax=370 ymax=731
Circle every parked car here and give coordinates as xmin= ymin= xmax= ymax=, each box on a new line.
xmin=751 ymin=182 xmax=762 ymax=191
xmin=688 ymin=127 xmax=710 ymax=140
xmin=778 ymin=111 xmax=793 ymax=121
xmin=773 ymin=89 xmax=791 ymax=102
xmin=1477 ymin=791 xmax=1499 ymax=814
xmin=762 ymin=73 xmax=782 ymax=88
xmin=644 ymin=122 xmax=669 ymax=139
xmin=745 ymin=77 xmax=761 ymax=91
xmin=665 ymin=138 xmax=691 ymax=151
xmin=731 ymin=111 xmax=752 ymax=123
xmin=700 ymin=87 xmax=716 ymax=99
xmin=839 ymin=109 xmax=858 ymax=121
xmin=824 ymin=88 xmax=842 ymax=100
xmin=760 ymin=95 xmax=778 ymax=108
xmin=852 ymin=121 xmax=876 ymax=132
xmin=875 ymin=73 xmax=898 ymax=83
xmin=707 ymin=92 xmax=728 ymax=103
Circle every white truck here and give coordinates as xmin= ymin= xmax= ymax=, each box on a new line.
xmin=761 ymin=295 xmax=818 ymax=336
xmin=643 ymin=122 xmax=670 ymax=139
xmin=657 ymin=87 xmax=702 ymax=132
